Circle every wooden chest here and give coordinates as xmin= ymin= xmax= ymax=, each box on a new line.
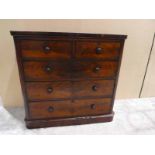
xmin=11 ymin=31 xmax=127 ymax=129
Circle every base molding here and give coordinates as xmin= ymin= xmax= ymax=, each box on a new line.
xmin=26 ymin=112 xmax=114 ymax=129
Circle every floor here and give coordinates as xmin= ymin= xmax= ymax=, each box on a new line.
xmin=0 ymin=97 xmax=155 ymax=135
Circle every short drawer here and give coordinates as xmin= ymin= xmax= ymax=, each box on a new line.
xmin=23 ymin=61 xmax=71 ymax=81
xmin=72 ymin=60 xmax=118 ymax=79
xmin=76 ymin=41 xmax=121 ymax=59
xmin=73 ymin=80 xmax=114 ymax=98
xmin=29 ymin=98 xmax=112 ymax=119
xmin=26 ymin=81 xmax=72 ymax=100
xmin=21 ymin=40 xmax=72 ymax=59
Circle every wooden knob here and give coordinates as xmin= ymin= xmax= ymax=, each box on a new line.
xmin=90 ymin=104 xmax=96 ymax=109
xmin=96 ymin=47 xmax=102 ymax=54
xmin=45 ymin=65 xmax=52 ymax=72
xmin=48 ymin=106 xmax=54 ymax=112
xmin=92 ymin=85 xmax=97 ymax=91
xmin=47 ymin=87 xmax=53 ymax=93
xmin=43 ymin=45 xmax=51 ymax=52
xmin=94 ymin=66 xmax=101 ymax=72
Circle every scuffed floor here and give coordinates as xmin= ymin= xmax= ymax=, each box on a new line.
xmin=0 ymin=98 xmax=155 ymax=134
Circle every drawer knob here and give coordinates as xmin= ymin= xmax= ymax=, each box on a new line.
xmin=45 ymin=65 xmax=53 ymax=72
xmin=92 ymin=85 xmax=97 ymax=91
xmin=47 ymin=87 xmax=53 ymax=93
xmin=96 ymin=47 xmax=102 ymax=54
xmin=48 ymin=106 xmax=54 ymax=112
xmin=94 ymin=66 xmax=101 ymax=72
xmin=90 ymin=104 xmax=96 ymax=109
xmin=43 ymin=45 xmax=51 ymax=52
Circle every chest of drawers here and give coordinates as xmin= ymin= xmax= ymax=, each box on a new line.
xmin=11 ymin=31 xmax=127 ymax=129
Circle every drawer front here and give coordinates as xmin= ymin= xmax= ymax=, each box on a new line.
xmin=23 ymin=60 xmax=118 ymax=81
xmin=26 ymin=81 xmax=72 ymax=100
xmin=29 ymin=98 xmax=112 ymax=119
xmin=23 ymin=61 xmax=71 ymax=81
xmin=21 ymin=40 xmax=72 ymax=59
xmin=76 ymin=41 xmax=121 ymax=59
xmin=26 ymin=80 xmax=114 ymax=100
xmin=72 ymin=61 xmax=118 ymax=79
xmin=73 ymin=80 xmax=114 ymax=98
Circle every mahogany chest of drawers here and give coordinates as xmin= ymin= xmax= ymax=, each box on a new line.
xmin=11 ymin=31 xmax=127 ymax=129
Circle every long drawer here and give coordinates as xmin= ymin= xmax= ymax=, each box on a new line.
xmin=29 ymin=98 xmax=112 ymax=119
xmin=26 ymin=80 xmax=114 ymax=100
xmin=23 ymin=60 xmax=118 ymax=81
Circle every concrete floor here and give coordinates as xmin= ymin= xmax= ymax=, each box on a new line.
xmin=0 ymin=97 xmax=155 ymax=134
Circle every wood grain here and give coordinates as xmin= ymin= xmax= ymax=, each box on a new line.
xmin=26 ymin=80 xmax=114 ymax=100
xmin=29 ymin=98 xmax=112 ymax=119
xmin=23 ymin=61 xmax=71 ymax=81
xmin=11 ymin=31 xmax=127 ymax=128
xmin=76 ymin=41 xmax=121 ymax=59
xmin=23 ymin=60 xmax=118 ymax=81
xmin=73 ymin=80 xmax=114 ymax=98
xmin=26 ymin=81 xmax=72 ymax=100
xmin=21 ymin=40 xmax=72 ymax=59
xmin=72 ymin=60 xmax=118 ymax=79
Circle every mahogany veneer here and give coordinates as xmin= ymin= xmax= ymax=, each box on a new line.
xmin=11 ymin=31 xmax=127 ymax=129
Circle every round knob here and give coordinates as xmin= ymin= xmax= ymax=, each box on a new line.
xmin=43 ymin=45 xmax=51 ymax=52
xmin=45 ymin=65 xmax=52 ymax=72
xmin=96 ymin=47 xmax=102 ymax=54
xmin=48 ymin=106 xmax=54 ymax=112
xmin=47 ymin=87 xmax=53 ymax=93
xmin=90 ymin=104 xmax=96 ymax=109
xmin=94 ymin=66 xmax=101 ymax=72
xmin=92 ymin=85 xmax=97 ymax=91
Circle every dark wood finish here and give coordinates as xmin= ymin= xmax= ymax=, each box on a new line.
xmin=72 ymin=60 xmax=118 ymax=79
xmin=73 ymin=80 xmax=114 ymax=98
xmin=23 ymin=60 xmax=118 ymax=81
xmin=29 ymin=98 xmax=112 ymax=119
xmin=26 ymin=81 xmax=72 ymax=100
xmin=10 ymin=31 xmax=127 ymax=40
xmin=23 ymin=61 xmax=71 ymax=81
xmin=26 ymin=112 xmax=114 ymax=129
xmin=26 ymin=80 xmax=114 ymax=100
xmin=11 ymin=31 xmax=127 ymax=129
xmin=21 ymin=40 xmax=72 ymax=59
xmin=76 ymin=41 xmax=121 ymax=59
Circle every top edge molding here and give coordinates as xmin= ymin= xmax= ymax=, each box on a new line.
xmin=10 ymin=31 xmax=127 ymax=39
